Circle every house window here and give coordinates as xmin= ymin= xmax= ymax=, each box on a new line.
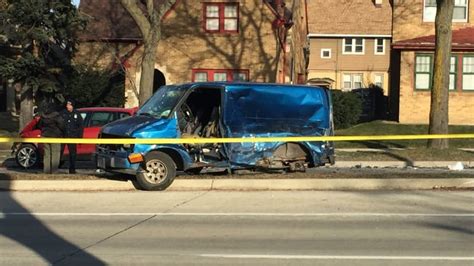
xmin=424 ymin=0 xmax=469 ymax=22
xmin=204 ymin=3 xmax=239 ymax=33
xmin=415 ymin=55 xmax=432 ymax=90
xmin=321 ymin=48 xmax=331 ymax=59
xmin=374 ymin=74 xmax=384 ymax=88
xmin=343 ymin=38 xmax=364 ymax=54
xmin=374 ymin=39 xmax=385 ymax=55
xmin=194 ymin=72 xmax=208 ymax=82
xmin=463 ymin=56 xmax=474 ymax=90
xmin=453 ymin=0 xmax=469 ymax=21
xmin=342 ymin=73 xmax=363 ymax=90
xmin=192 ymin=69 xmax=249 ymax=82
xmin=415 ymin=54 xmax=463 ymax=91
xmin=449 ymin=56 xmax=457 ymax=90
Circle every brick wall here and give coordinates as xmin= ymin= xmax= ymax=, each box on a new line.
xmin=76 ymin=0 xmax=290 ymax=107
xmin=394 ymin=0 xmax=474 ymax=125
xmin=393 ymin=0 xmax=474 ymax=42
xmin=399 ymin=51 xmax=474 ymax=125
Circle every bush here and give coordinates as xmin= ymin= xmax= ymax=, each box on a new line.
xmin=352 ymin=85 xmax=388 ymax=122
xmin=331 ymin=90 xmax=362 ymax=129
xmin=64 ymin=65 xmax=126 ymax=108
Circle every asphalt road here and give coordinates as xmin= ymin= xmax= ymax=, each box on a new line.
xmin=1 ymin=191 xmax=473 ymax=265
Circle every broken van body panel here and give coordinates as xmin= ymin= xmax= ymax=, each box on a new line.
xmin=96 ymin=82 xmax=334 ymax=180
xmin=222 ymin=84 xmax=332 ymax=167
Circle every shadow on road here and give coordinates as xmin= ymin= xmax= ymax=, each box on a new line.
xmin=0 ymin=173 xmax=105 ymax=265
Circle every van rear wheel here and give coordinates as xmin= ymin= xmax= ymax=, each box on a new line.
xmin=136 ymin=151 xmax=176 ymax=191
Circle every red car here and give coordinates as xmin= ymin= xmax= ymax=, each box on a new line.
xmin=13 ymin=107 xmax=137 ymax=169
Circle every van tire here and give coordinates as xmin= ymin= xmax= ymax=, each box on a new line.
xmin=136 ymin=151 xmax=176 ymax=191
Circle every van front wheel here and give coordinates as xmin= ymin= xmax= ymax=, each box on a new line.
xmin=136 ymin=151 xmax=176 ymax=191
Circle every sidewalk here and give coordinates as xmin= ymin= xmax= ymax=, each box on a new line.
xmin=1 ymin=178 xmax=473 ymax=191
xmin=1 ymin=148 xmax=473 ymax=191
xmin=0 ymin=166 xmax=473 ymax=191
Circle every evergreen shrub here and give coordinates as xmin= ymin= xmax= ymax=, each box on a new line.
xmin=331 ymin=89 xmax=362 ymax=129
xmin=64 ymin=65 xmax=126 ymax=108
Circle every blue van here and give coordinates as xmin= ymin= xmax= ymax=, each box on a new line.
xmin=96 ymin=82 xmax=335 ymax=190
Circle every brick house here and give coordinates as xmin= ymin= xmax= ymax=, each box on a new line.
xmin=76 ymin=0 xmax=308 ymax=107
xmin=306 ymin=0 xmax=392 ymax=93
xmin=391 ymin=0 xmax=474 ymax=125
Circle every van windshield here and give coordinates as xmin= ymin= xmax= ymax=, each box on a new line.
xmin=137 ymin=85 xmax=188 ymax=119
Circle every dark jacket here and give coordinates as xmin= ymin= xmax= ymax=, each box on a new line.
xmin=38 ymin=111 xmax=65 ymax=138
xmin=62 ymin=109 xmax=84 ymax=138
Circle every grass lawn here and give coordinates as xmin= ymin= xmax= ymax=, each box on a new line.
xmin=335 ymin=120 xmax=474 ymax=149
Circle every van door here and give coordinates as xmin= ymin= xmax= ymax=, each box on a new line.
xmin=176 ymin=86 xmax=225 ymax=164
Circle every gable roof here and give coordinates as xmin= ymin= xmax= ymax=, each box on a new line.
xmin=392 ymin=27 xmax=474 ymax=51
xmin=307 ymin=0 xmax=392 ymax=36
xmin=78 ymin=0 xmax=283 ymax=42
xmin=78 ymin=0 xmax=142 ymax=41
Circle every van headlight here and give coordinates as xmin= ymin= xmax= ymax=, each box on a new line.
xmin=123 ymin=144 xmax=131 ymax=149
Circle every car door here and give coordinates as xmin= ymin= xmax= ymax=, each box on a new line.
xmin=80 ymin=112 xmax=115 ymax=155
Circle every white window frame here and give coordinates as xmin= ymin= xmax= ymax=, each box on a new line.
xmin=342 ymin=73 xmax=364 ymax=91
xmin=320 ymin=48 xmax=331 ymax=59
xmin=374 ymin=73 xmax=384 ymax=88
xmin=342 ymin=38 xmax=365 ymax=55
xmin=423 ymin=0 xmax=469 ymax=22
xmin=374 ymin=38 xmax=385 ymax=55
xmin=462 ymin=56 xmax=474 ymax=91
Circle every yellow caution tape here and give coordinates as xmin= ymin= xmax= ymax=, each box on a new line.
xmin=0 ymin=134 xmax=473 ymax=145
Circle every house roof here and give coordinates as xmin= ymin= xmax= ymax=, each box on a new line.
xmin=78 ymin=0 xmax=142 ymax=41
xmin=392 ymin=27 xmax=474 ymax=51
xmin=78 ymin=0 xmax=283 ymax=42
xmin=307 ymin=0 xmax=392 ymax=36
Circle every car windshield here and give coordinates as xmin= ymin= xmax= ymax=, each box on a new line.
xmin=137 ymin=85 xmax=188 ymax=119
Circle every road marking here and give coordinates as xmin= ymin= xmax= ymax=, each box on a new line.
xmin=200 ymin=254 xmax=474 ymax=261
xmin=1 ymin=212 xmax=474 ymax=217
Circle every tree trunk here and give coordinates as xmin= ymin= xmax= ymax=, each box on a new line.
xmin=138 ymin=42 xmax=157 ymax=105
xmin=6 ymin=80 xmax=17 ymax=116
xmin=19 ymin=85 xmax=34 ymax=130
xmin=427 ymin=0 xmax=454 ymax=149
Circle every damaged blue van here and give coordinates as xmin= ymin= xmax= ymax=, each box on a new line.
xmin=96 ymin=82 xmax=335 ymax=190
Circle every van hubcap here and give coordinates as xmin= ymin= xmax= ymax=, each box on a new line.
xmin=17 ymin=147 xmax=37 ymax=168
xmin=143 ymin=159 xmax=167 ymax=184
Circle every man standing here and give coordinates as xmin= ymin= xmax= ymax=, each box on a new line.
xmin=38 ymin=105 xmax=64 ymax=174
xmin=62 ymin=99 xmax=83 ymax=174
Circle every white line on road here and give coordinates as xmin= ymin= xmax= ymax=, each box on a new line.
xmin=1 ymin=212 xmax=474 ymax=217
xmin=200 ymin=254 xmax=474 ymax=261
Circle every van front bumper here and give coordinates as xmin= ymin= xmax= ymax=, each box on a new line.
xmin=95 ymin=149 xmax=139 ymax=175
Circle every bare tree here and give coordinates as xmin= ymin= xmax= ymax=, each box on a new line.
xmin=428 ymin=0 xmax=454 ymax=149
xmin=120 ymin=0 xmax=177 ymax=105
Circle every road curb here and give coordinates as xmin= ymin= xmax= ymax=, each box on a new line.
xmin=334 ymin=161 xmax=474 ymax=168
xmin=1 ymin=178 xmax=473 ymax=191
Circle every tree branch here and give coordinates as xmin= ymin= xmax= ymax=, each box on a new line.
xmin=120 ymin=0 xmax=151 ymax=40
xmin=146 ymin=0 xmax=154 ymax=19
xmin=158 ymin=0 xmax=177 ymax=21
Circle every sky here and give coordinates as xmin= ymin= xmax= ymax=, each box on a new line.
xmin=72 ymin=0 xmax=80 ymax=7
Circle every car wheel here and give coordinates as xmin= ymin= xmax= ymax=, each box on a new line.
xmin=135 ymin=151 xmax=176 ymax=191
xmin=15 ymin=144 xmax=40 ymax=169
